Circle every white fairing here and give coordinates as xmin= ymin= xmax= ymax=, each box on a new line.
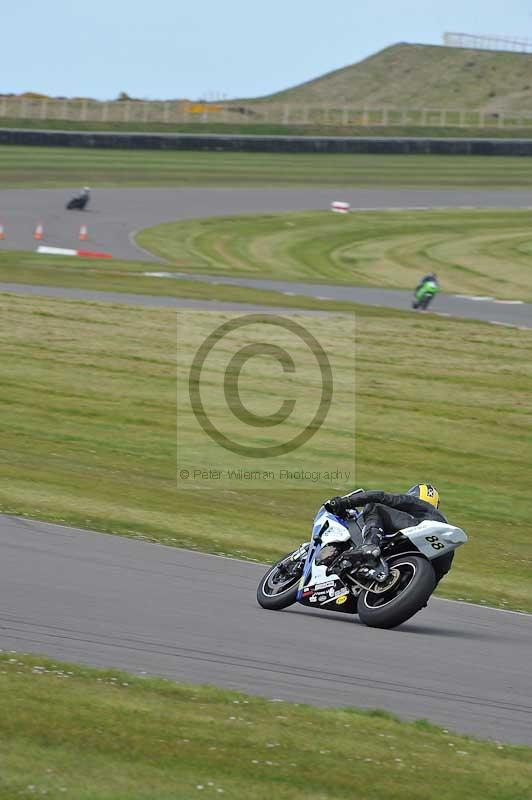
xmin=312 ymin=517 xmax=351 ymax=584
xmin=311 ymin=510 xmax=352 ymax=545
xmin=305 ymin=512 xmax=351 ymax=586
xmin=306 ymin=561 xmax=331 ymax=585
xmin=399 ymin=520 xmax=467 ymax=559
xmin=321 ymin=519 xmax=352 ymax=546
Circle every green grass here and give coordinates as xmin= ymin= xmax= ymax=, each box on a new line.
xmin=6 ymin=116 xmax=532 ymax=138
xmin=138 ymin=209 xmax=532 ymax=301
xmin=0 ymin=250 xmax=167 ymax=293
xmin=0 ymin=249 xmax=191 ymax=297
xmin=1 ymin=294 xmax=531 ymax=611
xmin=1 ymin=651 xmax=530 ymax=800
xmin=8 ymin=145 xmax=532 ymax=188
xmin=0 ymin=295 xmax=176 ymax=544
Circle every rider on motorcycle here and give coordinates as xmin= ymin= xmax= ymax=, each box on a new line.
xmin=416 ymin=272 xmax=438 ymax=292
xmin=413 ymin=272 xmax=439 ymax=309
xmin=66 ymin=186 xmax=91 ymax=210
xmin=325 ymin=484 xmax=454 ymax=582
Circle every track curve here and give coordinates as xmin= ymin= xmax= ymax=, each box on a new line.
xmin=0 ymin=515 xmax=530 ymax=744
xmin=2 ymin=187 xmax=532 ymax=326
xmin=3 ymin=186 xmax=532 ymax=260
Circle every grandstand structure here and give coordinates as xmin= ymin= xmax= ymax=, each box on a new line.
xmin=444 ymin=32 xmax=532 ymax=53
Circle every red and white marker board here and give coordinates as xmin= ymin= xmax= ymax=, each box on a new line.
xmin=330 ymin=201 xmax=351 ymax=214
xmin=37 ymin=245 xmax=112 ymax=259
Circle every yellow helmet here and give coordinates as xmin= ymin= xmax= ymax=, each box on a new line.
xmin=407 ymin=483 xmax=440 ymax=509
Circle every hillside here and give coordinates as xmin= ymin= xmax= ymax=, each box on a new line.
xmin=256 ymin=43 xmax=532 ymax=111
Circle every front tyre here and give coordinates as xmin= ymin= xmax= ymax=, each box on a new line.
xmin=257 ymin=550 xmax=305 ymax=610
xmin=357 ymin=555 xmax=435 ymax=629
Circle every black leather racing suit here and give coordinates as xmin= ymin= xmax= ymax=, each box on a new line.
xmin=346 ymin=490 xmax=454 ymax=583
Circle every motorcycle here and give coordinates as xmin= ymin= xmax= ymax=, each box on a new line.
xmin=66 ymin=191 xmax=90 ymax=211
xmin=412 ymin=280 xmax=439 ymax=310
xmin=257 ymin=491 xmax=467 ymax=629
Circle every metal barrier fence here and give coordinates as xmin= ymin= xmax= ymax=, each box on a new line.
xmin=2 ymin=96 xmax=532 ymax=128
xmin=444 ymin=32 xmax=532 ymax=54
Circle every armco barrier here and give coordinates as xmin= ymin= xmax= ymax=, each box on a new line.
xmin=2 ymin=128 xmax=532 ymax=155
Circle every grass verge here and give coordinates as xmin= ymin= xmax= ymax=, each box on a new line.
xmin=1 ymin=651 xmax=530 ymax=800
xmin=138 ymin=208 xmax=532 ymax=302
xmin=0 ymin=294 xmax=531 ymax=611
xmin=0 ymin=249 xmax=380 ymax=312
xmin=6 ymin=116 xmax=532 ymax=138
xmin=7 ymin=145 xmax=532 ymax=188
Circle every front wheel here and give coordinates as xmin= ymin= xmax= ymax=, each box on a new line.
xmin=257 ymin=549 xmax=306 ymax=610
xmin=357 ymin=555 xmax=435 ymax=629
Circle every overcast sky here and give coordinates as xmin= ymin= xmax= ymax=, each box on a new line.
xmin=3 ymin=1 xmax=532 ymax=100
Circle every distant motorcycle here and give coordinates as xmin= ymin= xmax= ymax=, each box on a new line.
xmin=66 ymin=188 xmax=90 ymax=211
xmin=257 ymin=492 xmax=467 ymax=629
xmin=412 ymin=279 xmax=439 ymax=310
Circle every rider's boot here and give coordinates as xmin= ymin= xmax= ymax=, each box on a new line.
xmin=338 ymin=526 xmax=384 ymax=570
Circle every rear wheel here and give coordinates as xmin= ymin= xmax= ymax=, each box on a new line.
xmin=357 ymin=555 xmax=435 ymax=629
xmin=257 ymin=550 xmax=306 ymax=610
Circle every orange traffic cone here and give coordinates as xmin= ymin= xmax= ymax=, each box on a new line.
xmin=0 ymin=223 xmax=5 ymax=240
xmin=79 ymin=224 xmax=88 ymax=242
xmin=34 ymin=222 xmax=44 ymax=241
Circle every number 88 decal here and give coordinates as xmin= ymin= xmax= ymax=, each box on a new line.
xmin=425 ymin=535 xmax=445 ymax=550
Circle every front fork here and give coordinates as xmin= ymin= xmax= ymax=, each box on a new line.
xmin=276 ymin=543 xmax=309 ymax=578
xmin=296 ymin=538 xmax=322 ymax=600
xmin=291 ymin=543 xmax=310 ymax=562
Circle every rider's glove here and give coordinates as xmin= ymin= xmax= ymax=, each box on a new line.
xmin=324 ymin=496 xmax=351 ymax=517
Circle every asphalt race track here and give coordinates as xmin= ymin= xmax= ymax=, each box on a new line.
xmin=0 ymin=515 xmax=530 ymax=744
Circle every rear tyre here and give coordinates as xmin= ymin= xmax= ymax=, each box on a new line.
xmin=357 ymin=555 xmax=435 ymax=629
xmin=257 ymin=550 xmax=305 ymax=610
